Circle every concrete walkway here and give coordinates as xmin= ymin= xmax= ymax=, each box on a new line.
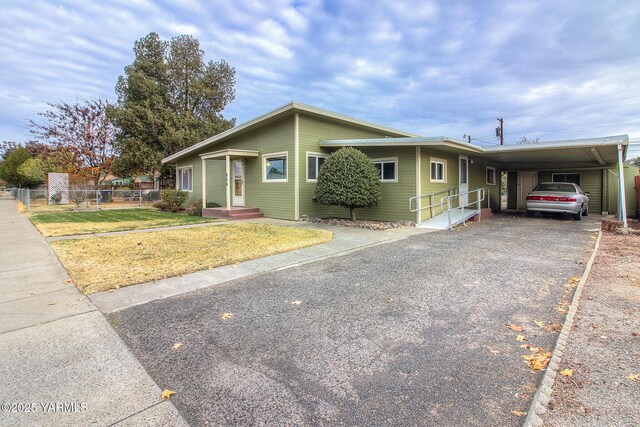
xmin=0 ymin=194 xmax=187 ymax=426
xmin=90 ymin=217 xmax=433 ymax=313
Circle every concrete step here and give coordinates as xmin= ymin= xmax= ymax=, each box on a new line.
xmin=229 ymin=212 xmax=264 ymax=219
xmin=202 ymin=207 xmax=263 ymax=220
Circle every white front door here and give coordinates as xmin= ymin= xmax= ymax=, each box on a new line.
xmin=232 ymin=160 xmax=245 ymax=207
xmin=459 ymin=155 xmax=469 ymax=207
xmin=517 ymin=171 xmax=538 ymax=210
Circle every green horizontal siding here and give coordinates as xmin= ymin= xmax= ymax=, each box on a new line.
xmin=538 ymin=169 xmax=601 ymax=213
xmin=298 ymin=115 xmax=417 ymax=221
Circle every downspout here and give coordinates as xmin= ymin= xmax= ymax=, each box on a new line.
xmin=617 ymin=144 xmax=628 ymax=228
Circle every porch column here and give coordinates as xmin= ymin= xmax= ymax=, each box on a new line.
xmin=617 ymin=144 xmax=628 ymax=228
xmin=225 ymin=155 xmax=231 ymax=210
xmin=201 ymin=158 xmax=206 ymax=208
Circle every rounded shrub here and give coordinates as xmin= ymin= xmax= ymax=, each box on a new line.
xmin=315 ymin=147 xmax=381 ymax=221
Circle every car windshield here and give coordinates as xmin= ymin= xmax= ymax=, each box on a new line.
xmin=533 ymin=183 xmax=576 ymax=193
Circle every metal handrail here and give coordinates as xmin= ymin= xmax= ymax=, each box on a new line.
xmin=409 ymin=188 xmax=457 ymax=220
xmin=439 ymin=188 xmax=488 ymax=229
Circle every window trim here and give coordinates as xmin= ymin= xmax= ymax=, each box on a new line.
xmin=430 ymin=157 xmax=447 ymax=183
xmin=486 ymin=166 xmax=497 ymax=185
xmin=262 ymin=151 xmax=289 ymax=183
xmin=551 ymin=173 xmax=580 ymax=186
xmin=306 ymin=152 xmax=328 ymax=182
xmin=176 ymin=166 xmax=193 ymax=192
xmin=372 ymin=157 xmax=399 ymax=183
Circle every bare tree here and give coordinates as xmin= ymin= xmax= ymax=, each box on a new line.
xmin=517 ymin=136 xmax=540 ymax=144
xmin=30 ymin=99 xmax=116 ymax=187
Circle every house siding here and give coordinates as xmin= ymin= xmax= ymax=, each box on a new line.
xmin=180 ymin=117 xmax=296 ymax=220
xmin=467 ymin=157 xmax=501 ymax=212
xmin=538 ymin=169 xmax=602 ymax=214
xmin=606 ymin=164 xmax=639 ymax=217
xmin=298 ymin=115 xmax=416 ymax=221
xmin=419 ymin=150 xmax=460 ymax=220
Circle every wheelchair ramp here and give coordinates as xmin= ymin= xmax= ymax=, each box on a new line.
xmin=417 ymin=208 xmax=479 ymax=230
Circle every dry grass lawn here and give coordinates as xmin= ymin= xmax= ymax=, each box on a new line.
xmin=28 ymin=208 xmax=218 ymax=237
xmin=51 ymin=223 xmax=333 ymax=294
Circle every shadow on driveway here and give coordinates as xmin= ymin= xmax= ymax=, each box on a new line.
xmin=108 ymin=214 xmax=599 ymax=426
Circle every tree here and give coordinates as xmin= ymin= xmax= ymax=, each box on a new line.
xmin=108 ymin=32 xmax=236 ymax=178
xmin=0 ymin=146 xmax=30 ymax=187
xmin=0 ymin=141 xmax=18 ymax=159
xmin=315 ymin=148 xmax=382 ymax=221
xmin=625 ymin=156 xmax=640 ymax=167
xmin=30 ymin=99 xmax=116 ymax=187
xmin=16 ymin=157 xmax=45 ymax=187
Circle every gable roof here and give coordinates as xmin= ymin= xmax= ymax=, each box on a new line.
xmin=162 ymin=101 xmax=417 ymax=163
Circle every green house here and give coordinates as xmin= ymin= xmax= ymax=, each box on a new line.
xmin=162 ymin=102 xmax=634 ymax=227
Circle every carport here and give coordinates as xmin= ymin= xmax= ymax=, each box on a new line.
xmin=476 ymin=135 xmax=632 ymax=227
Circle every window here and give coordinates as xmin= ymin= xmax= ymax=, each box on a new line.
xmin=372 ymin=158 xmax=398 ymax=182
xmin=552 ymin=173 xmax=580 ymax=185
xmin=177 ymin=166 xmax=192 ymax=191
xmin=306 ymin=152 xmax=327 ymax=181
xmin=430 ymin=158 xmax=447 ymax=183
xmin=263 ymin=152 xmax=288 ymax=182
xmin=486 ymin=167 xmax=497 ymax=185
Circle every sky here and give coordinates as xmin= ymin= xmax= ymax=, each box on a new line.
xmin=1 ymin=0 xmax=639 ymax=157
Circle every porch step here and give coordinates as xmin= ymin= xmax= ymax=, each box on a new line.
xmin=202 ymin=207 xmax=264 ymax=220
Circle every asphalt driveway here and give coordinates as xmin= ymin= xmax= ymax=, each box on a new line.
xmin=108 ymin=214 xmax=599 ymax=426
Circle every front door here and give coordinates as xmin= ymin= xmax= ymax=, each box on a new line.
xmin=517 ymin=171 xmax=538 ymax=209
xmin=459 ymin=155 xmax=469 ymax=207
xmin=232 ymin=160 xmax=245 ymax=207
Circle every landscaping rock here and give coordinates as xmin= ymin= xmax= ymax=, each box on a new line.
xmin=300 ymin=216 xmax=414 ymax=230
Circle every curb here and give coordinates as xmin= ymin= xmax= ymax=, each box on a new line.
xmin=523 ymin=230 xmax=602 ymax=427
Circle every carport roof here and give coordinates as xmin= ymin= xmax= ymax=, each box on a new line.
xmin=320 ymin=134 xmax=629 ymax=168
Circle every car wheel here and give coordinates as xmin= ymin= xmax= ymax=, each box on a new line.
xmin=526 ymin=210 xmax=534 ymax=217
xmin=573 ymin=205 xmax=583 ymax=221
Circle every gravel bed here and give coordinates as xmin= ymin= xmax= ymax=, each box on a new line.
xmin=301 ymin=216 xmax=414 ymax=230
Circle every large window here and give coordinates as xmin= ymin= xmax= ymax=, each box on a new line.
xmin=306 ymin=152 xmax=327 ymax=181
xmin=486 ymin=167 xmax=497 ymax=185
xmin=372 ymin=158 xmax=398 ymax=182
xmin=263 ymin=152 xmax=288 ymax=182
xmin=430 ymin=158 xmax=447 ymax=183
xmin=552 ymin=173 xmax=580 ymax=185
xmin=177 ymin=166 xmax=193 ymax=191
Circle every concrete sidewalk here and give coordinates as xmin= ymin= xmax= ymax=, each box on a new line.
xmin=0 ymin=194 xmax=187 ymax=426
xmin=90 ymin=217 xmax=432 ymax=314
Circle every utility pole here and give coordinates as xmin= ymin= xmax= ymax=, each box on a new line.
xmin=496 ymin=117 xmax=504 ymax=145
xmin=463 ymin=134 xmax=471 ymax=144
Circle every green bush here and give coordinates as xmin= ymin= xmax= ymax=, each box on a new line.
xmin=315 ymin=147 xmax=381 ymax=221
xmin=50 ymin=192 xmax=62 ymax=205
xmin=186 ymin=199 xmax=203 ymax=216
xmin=206 ymin=201 xmax=221 ymax=208
xmin=153 ymin=189 xmax=188 ymax=213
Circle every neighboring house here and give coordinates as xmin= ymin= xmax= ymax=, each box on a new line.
xmin=162 ymin=102 xmax=633 ymax=226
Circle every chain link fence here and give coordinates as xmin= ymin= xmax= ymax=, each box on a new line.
xmin=11 ymin=188 xmax=161 ymax=211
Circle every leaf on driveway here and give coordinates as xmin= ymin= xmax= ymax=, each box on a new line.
xmin=487 ymin=347 xmax=499 ymax=355
xmin=627 ymin=373 xmax=638 ymax=381
xmin=511 ymin=410 xmax=527 ymax=416
xmin=533 ymin=320 xmax=544 ymax=327
xmin=48 ymin=301 xmax=57 ymax=306
xmin=386 ymin=298 xmax=394 ymax=303
xmin=547 ymin=323 xmax=563 ymax=332
xmin=506 ymin=322 xmax=524 ymax=332
xmin=64 ymin=279 xmax=74 ymax=285
xmin=566 ymin=276 xmax=581 ymax=288
xmin=221 ymin=312 xmax=234 ymax=320
xmin=522 ymin=351 xmax=552 ymax=371
xmin=516 ymin=335 xmax=527 ymax=342
xmin=172 ymin=342 xmax=183 ymax=350
xmin=290 ymin=300 xmax=302 ymax=305
xmin=161 ymin=389 xmax=176 ymax=400
xmin=560 ymin=369 xmax=573 ymax=377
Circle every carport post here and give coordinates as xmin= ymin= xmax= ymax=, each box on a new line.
xmin=617 ymin=144 xmax=628 ymax=228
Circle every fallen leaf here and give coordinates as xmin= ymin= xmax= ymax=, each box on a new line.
xmin=547 ymin=323 xmax=563 ymax=332
xmin=290 ymin=300 xmax=302 ymax=305
xmin=512 ymin=410 xmax=527 ymax=417
xmin=555 ymin=306 xmax=567 ymax=313
xmin=221 ymin=312 xmax=234 ymax=320
xmin=487 ymin=347 xmax=499 ymax=355
xmin=64 ymin=279 xmax=73 ymax=285
xmin=516 ymin=335 xmax=527 ymax=342
xmin=48 ymin=301 xmax=57 ymax=306
xmin=560 ymin=369 xmax=573 ymax=377
xmin=506 ymin=322 xmax=524 ymax=332
xmin=172 ymin=342 xmax=183 ymax=350
xmin=566 ymin=276 xmax=581 ymax=288
xmin=627 ymin=374 xmax=638 ymax=381
xmin=386 ymin=298 xmax=394 ymax=303
xmin=522 ymin=351 xmax=552 ymax=371
xmin=533 ymin=320 xmax=544 ymax=328
xmin=161 ymin=389 xmax=176 ymax=400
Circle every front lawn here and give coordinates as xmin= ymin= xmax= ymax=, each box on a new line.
xmin=28 ymin=208 xmax=219 ymax=237
xmin=51 ymin=223 xmax=333 ymax=294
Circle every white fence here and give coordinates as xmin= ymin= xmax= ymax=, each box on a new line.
xmin=12 ymin=188 xmax=161 ymax=210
